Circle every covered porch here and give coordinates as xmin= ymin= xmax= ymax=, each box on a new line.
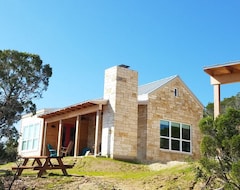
xmin=39 ymin=99 xmax=108 ymax=157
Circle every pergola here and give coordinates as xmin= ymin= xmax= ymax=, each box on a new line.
xmin=204 ymin=62 xmax=240 ymax=118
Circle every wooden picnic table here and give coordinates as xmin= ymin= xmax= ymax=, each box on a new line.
xmin=12 ymin=156 xmax=73 ymax=177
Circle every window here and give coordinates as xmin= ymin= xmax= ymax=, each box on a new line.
xmin=174 ymin=88 xmax=179 ymax=97
xmin=160 ymin=120 xmax=191 ymax=153
xmin=21 ymin=123 xmax=40 ymax=151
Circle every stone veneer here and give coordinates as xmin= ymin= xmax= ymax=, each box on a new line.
xmin=137 ymin=105 xmax=148 ymax=161
xmin=144 ymin=77 xmax=203 ymax=162
xmin=102 ymin=66 xmax=138 ymax=160
xmin=101 ymin=66 xmax=203 ymax=162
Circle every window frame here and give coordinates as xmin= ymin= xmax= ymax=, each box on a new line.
xmin=21 ymin=123 xmax=40 ymax=151
xmin=160 ymin=120 xmax=192 ymax=154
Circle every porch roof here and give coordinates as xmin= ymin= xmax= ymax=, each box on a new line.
xmin=39 ymin=99 xmax=108 ymax=119
xmin=204 ymin=62 xmax=240 ymax=85
xmin=204 ymin=62 xmax=240 ymax=77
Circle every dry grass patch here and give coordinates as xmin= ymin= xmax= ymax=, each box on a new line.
xmin=0 ymin=157 xmax=204 ymax=189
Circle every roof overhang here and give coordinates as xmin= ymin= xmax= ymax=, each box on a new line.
xmin=204 ymin=62 xmax=240 ymax=85
xmin=39 ymin=99 xmax=108 ymax=120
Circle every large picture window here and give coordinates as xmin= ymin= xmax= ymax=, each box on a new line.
xmin=21 ymin=123 xmax=40 ymax=151
xmin=160 ymin=120 xmax=191 ymax=153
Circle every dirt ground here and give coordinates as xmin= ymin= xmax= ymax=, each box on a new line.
xmin=2 ymin=175 xmax=200 ymax=190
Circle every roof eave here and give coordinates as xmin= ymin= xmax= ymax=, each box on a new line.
xmin=39 ymin=99 xmax=108 ymax=118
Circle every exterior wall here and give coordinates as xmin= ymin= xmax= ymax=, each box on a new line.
xmin=145 ymin=77 xmax=203 ymax=162
xmin=102 ymin=66 xmax=138 ymax=160
xmin=45 ymin=122 xmax=59 ymax=155
xmin=137 ymin=105 xmax=148 ymax=161
xmin=87 ymin=114 xmax=96 ymax=152
xmin=18 ymin=109 xmax=54 ymax=157
xmin=101 ymin=103 xmax=114 ymax=156
xmin=78 ymin=119 xmax=89 ymax=154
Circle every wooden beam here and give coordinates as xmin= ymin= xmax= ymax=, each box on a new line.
xmin=210 ymin=73 xmax=240 ymax=85
xmin=44 ymin=105 xmax=100 ymax=123
xmin=223 ymin=66 xmax=233 ymax=74
xmin=204 ymin=63 xmax=240 ymax=76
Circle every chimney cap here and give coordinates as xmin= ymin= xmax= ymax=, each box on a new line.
xmin=118 ymin=64 xmax=130 ymax=69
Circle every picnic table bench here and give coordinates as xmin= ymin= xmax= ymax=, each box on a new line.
xmin=12 ymin=156 xmax=73 ymax=177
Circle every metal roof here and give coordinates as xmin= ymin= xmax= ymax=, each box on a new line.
xmin=138 ymin=75 xmax=178 ymax=95
xmin=39 ymin=75 xmax=199 ymax=118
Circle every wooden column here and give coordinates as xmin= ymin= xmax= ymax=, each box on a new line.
xmin=42 ymin=121 xmax=48 ymax=156
xmin=74 ymin=115 xmax=81 ymax=157
xmin=214 ymin=84 xmax=221 ymax=118
xmin=94 ymin=110 xmax=101 ymax=156
xmin=57 ymin=120 xmax=63 ymax=156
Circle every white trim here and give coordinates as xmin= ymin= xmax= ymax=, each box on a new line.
xmin=138 ymin=94 xmax=148 ymax=102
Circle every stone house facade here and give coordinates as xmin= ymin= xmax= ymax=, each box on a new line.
xmin=18 ymin=65 xmax=203 ymax=163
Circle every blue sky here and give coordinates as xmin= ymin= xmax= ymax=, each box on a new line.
xmin=1 ymin=1 xmax=240 ymax=110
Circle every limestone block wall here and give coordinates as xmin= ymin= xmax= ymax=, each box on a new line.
xmin=102 ymin=67 xmax=117 ymax=156
xmin=102 ymin=65 xmax=138 ymax=160
xmin=137 ymin=105 xmax=148 ymax=161
xmin=145 ymin=77 xmax=203 ymax=162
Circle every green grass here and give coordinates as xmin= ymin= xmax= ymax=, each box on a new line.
xmin=67 ymin=156 xmax=198 ymax=189
xmin=0 ymin=157 xmax=201 ymax=189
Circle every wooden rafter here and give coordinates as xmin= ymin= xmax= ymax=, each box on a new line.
xmin=204 ymin=62 xmax=240 ymax=78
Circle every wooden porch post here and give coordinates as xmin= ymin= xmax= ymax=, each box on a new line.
xmin=42 ymin=121 xmax=48 ymax=156
xmin=57 ymin=120 xmax=63 ymax=156
xmin=74 ymin=115 xmax=81 ymax=157
xmin=94 ymin=110 xmax=101 ymax=156
xmin=214 ymin=84 xmax=221 ymax=119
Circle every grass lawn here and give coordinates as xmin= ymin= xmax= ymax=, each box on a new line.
xmin=0 ymin=157 xmax=204 ymax=189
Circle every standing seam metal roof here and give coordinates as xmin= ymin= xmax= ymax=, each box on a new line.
xmin=138 ymin=75 xmax=178 ymax=95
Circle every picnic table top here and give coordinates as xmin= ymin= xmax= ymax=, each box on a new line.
xmin=20 ymin=156 xmax=64 ymax=159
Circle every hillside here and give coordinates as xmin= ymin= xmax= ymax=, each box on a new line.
xmin=0 ymin=157 xmax=204 ymax=190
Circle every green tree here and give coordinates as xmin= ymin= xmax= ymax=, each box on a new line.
xmin=0 ymin=49 xmax=52 ymax=144
xmin=199 ymin=108 xmax=240 ymax=189
xmin=204 ymin=92 xmax=240 ymax=117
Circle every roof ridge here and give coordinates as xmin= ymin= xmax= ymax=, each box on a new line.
xmin=138 ymin=75 xmax=178 ymax=96
xmin=139 ymin=75 xmax=178 ymax=87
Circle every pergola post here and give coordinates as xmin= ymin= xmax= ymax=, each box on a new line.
xmin=57 ymin=120 xmax=63 ymax=156
xmin=74 ymin=115 xmax=81 ymax=157
xmin=42 ymin=121 xmax=48 ymax=155
xmin=94 ymin=110 xmax=101 ymax=156
xmin=213 ymin=84 xmax=220 ymax=118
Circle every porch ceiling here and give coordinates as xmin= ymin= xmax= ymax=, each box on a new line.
xmin=39 ymin=99 xmax=108 ymax=119
xmin=204 ymin=62 xmax=240 ymax=84
xmin=204 ymin=62 xmax=240 ymax=76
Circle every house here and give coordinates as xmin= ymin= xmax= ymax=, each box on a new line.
xmin=18 ymin=65 xmax=203 ymax=162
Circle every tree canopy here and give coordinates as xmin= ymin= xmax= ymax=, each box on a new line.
xmin=199 ymin=108 xmax=240 ymax=189
xmin=204 ymin=92 xmax=240 ymax=117
xmin=0 ymin=50 xmax=52 ymax=140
